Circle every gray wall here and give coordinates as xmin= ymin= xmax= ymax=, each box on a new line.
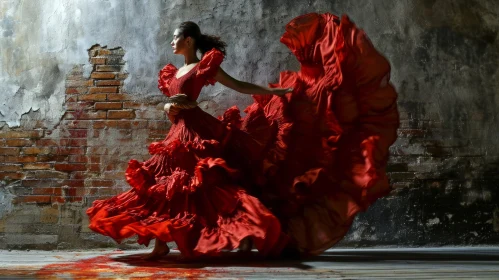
xmin=1 ymin=0 xmax=498 ymax=248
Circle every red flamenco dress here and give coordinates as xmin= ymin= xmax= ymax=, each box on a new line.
xmin=86 ymin=49 xmax=285 ymax=258
xmin=229 ymin=13 xmax=400 ymax=255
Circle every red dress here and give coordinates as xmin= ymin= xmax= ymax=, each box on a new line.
xmin=87 ymin=12 xmax=399 ymax=257
xmin=86 ymin=49 xmax=284 ymax=257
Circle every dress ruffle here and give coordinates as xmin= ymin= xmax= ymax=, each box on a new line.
xmin=236 ymin=13 xmax=399 ymax=255
xmin=157 ymin=64 xmax=177 ymax=97
xmin=197 ymin=48 xmax=224 ymax=85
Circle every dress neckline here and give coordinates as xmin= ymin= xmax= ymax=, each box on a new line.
xmin=174 ymin=63 xmax=200 ymax=80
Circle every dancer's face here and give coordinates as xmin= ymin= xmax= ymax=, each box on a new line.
xmin=171 ymin=28 xmax=193 ymax=55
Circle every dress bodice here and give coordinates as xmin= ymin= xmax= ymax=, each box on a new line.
xmin=158 ymin=48 xmax=224 ymax=101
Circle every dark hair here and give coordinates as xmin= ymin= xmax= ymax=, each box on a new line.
xmin=178 ymin=21 xmax=227 ymax=56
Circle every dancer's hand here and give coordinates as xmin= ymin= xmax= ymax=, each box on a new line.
xmin=271 ymin=87 xmax=293 ymax=96
xmin=164 ymin=103 xmax=181 ymax=116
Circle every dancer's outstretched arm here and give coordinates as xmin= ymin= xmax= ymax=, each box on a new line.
xmin=215 ymin=67 xmax=292 ymax=96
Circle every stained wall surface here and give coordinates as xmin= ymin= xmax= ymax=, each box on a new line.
xmin=0 ymin=0 xmax=498 ymax=249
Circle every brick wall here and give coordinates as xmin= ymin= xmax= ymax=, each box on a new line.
xmin=0 ymin=45 xmax=169 ymax=249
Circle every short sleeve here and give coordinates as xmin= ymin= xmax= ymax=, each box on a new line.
xmin=158 ymin=64 xmax=177 ymax=96
xmin=196 ymin=48 xmax=224 ymax=86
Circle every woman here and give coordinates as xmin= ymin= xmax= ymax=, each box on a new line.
xmin=87 ymin=21 xmax=292 ymax=260
xmin=87 ymin=12 xmax=399 ymax=259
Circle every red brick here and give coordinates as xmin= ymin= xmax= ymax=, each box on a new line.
xmin=63 ymin=111 xmax=107 ymax=120
xmin=88 ymin=179 xmax=114 ymax=187
xmin=107 ymin=93 xmax=131 ymax=101
xmin=32 ymin=187 xmax=62 ymax=195
xmin=59 ymin=139 xmax=87 ymax=146
xmin=91 ymin=57 xmax=106 ymax=64
xmin=34 ymin=170 xmax=69 ymax=179
xmin=37 ymin=155 xmax=68 ymax=162
xmin=0 ymin=147 xmax=20 ymax=155
xmin=23 ymin=163 xmax=51 ymax=170
xmin=96 ymin=65 xmax=122 ymax=72
xmin=52 ymin=147 xmax=85 ymax=155
xmin=0 ymin=164 xmax=22 ymax=172
xmin=61 ymin=120 xmax=92 ymax=129
xmin=92 ymin=120 xmax=147 ymax=129
xmin=122 ymin=101 xmax=143 ymax=109
xmin=36 ymin=139 xmax=58 ymax=146
xmin=88 ymin=87 xmax=118 ymax=94
xmin=66 ymin=129 xmax=88 ymax=138
xmin=5 ymin=139 xmax=33 ymax=147
xmin=54 ymin=163 xmax=86 ymax=172
xmin=13 ymin=195 xmax=52 ymax=204
xmin=0 ymin=172 xmax=25 ymax=180
xmin=50 ymin=196 xmax=66 ymax=204
xmin=4 ymin=155 xmax=37 ymax=163
xmin=97 ymin=49 xmax=111 ymax=55
xmin=22 ymin=147 xmax=51 ymax=155
xmin=96 ymin=80 xmax=121 ymax=86
xmin=0 ymin=130 xmax=44 ymax=139
xmin=116 ymin=73 xmax=128 ymax=80
xmin=108 ymin=110 xmax=135 ymax=119
xmin=77 ymin=93 xmax=107 ymax=101
xmin=66 ymin=74 xmax=85 ymax=80
xmin=65 ymin=96 xmax=78 ymax=103
xmin=21 ymin=179 xmax=55 ymax=188
xmin=65 ymin=87 xmax=88 ymax=95
xmin=90 ymin=72 xmax=115 ymax=79
xmin=68 ymin=155 xmax=88 ymax=163
xmin=95 ymin=102 xmax=122 ymax=110
xmin=60 ymin=179 xmax=85 ymax=188
xmin=88 ymin=163 xmax=101 ymax=172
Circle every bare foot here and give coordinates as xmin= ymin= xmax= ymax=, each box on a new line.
xmin=143 ymin=241 xmax=170 ymax=260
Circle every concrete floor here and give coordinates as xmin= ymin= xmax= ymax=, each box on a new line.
xmin=0 ymin=247 xmax=498 ymax=279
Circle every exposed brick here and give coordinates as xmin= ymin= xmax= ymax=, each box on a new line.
xmin=90 ymin=57 xmax=106 ymax=64
xmin=65 ymin=87 xmax=88 ymax=95
xmin=22 ymin=147 xmax=51 ymax=155
xmin=4 ymin=156 xmax=37 ymax=163
xmin=0 ymin=130 xmax=44 ymax=138
xmin=107 ymin=110 xmax=135 ymax=119
xmin=37 ymin=155 xmax=69 ymax=162
xmin=13 ymin=195 xmax=52 ymax=204
xmin=23 ymin=163 xmax=51 ymax=170
xmin=77 ymin=93 xmax=107 ymax=101
xmin=60 ymin=179 xmax=85 ymax=188
xmin=68 ymin=155 xmax=88 ymax=163
xmin=0 ymin=172 xmax=25 ymax=180
xmin=22 ymin=179 xmax=56 ymax=188
xmin=107 ymin=93 xmax=131 ymax=101
xmin=54 ymin=163 xmax=87 ymax=172
xmin=5 ymin=139 xmax=33 ymax=147
xmin=135 ymin=109 xmax=166 ymax=120
xmin=88 ymin=163 xmax=101 ymax=172
xmin=92 ymin=120 xmax=147 ymax=129
xmin=88 ymin=179 xmax=114 ymax=187
xmin=34 ymin=170 xmax=69 ymax=179
xmin=90 ymin=72 xmax=115 ymax=79
xmin=95 ymin=102 xmax=122 ymax=110
xmin=36 ymin=139 xmax=58 ymax=146
xmin=51 ymin=196 xmax=66 ymax=204
xmin=116 ymin=73 xmax=128 ymax=80
xmin=63 ymin=110 xmax=107 ymax=120
xmin=123 ymin=101 xmax=142 ymax=109
xmin=97 ymin=49 xmax=111 ymax=55
xmin=0 ymin=147 xmax=20 ymax=155
xmin=95 ymin=80 xmax=121 ymax=86
xmin=106 ymin=56 xmax=125 ymax=65
xmin=0 ymin=164 xmax=22 ymax=172
xmin=59 ymin=139 xmax=87 ymax=146
xmin=66 ymin=129 xmax=88 ymax=138
xmin=88 ymin=87 xmax=118 ymax=94
xmin=32 ymin=187 xmax=62 ymax=196
xmin=60 ymin=120 xmax=92 ymax=129
xmin=52 ymin=147 xmax=85 ymax=156
xmin=96 ymin=65 xmax=122 ymax=72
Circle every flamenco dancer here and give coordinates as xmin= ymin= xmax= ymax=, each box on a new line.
xmin=87 ymin=12 xmax=399 ymax=259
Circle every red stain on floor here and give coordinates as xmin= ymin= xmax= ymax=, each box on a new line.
xmin=36 ymin=253 xmax=218 ymax=279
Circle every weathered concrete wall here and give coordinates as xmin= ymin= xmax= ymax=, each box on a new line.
xmin=0 ymin=0 xmax=498 ymax=249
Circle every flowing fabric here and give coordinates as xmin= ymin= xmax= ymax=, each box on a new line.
xmin=87 ymin=12 xmax=399 ymax=257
